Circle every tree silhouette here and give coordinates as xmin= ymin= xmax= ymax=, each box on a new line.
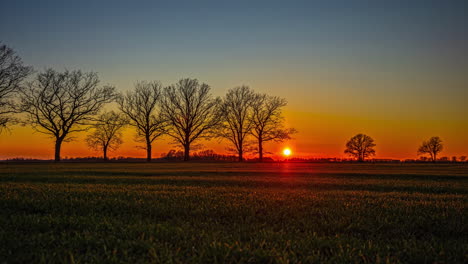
xmin=219 ymin=86 xmax=256 ymax=162
xmin=418 ymin=136 xmax=443 ymax=163
xmin=117 ymin=81 xmax=166 ymax=162
xmin=0 ymin=43 xmax=33 ymax=132
xmin=344 ymin=133 xmax=376 ymax=162
xmin=19 ymin=69 xmax=115 ymax=162
xmin=161 ymin=78 xmax=221 ymax=161
xmin=250 ymin=94 xmax=296 ymax=162
xmin=86 ymin=111 xmax=127 ymax=161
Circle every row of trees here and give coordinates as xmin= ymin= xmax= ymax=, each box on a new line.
xmin=0 ymin=43 xmax=295 ymax=162
xmin=0 ymin=43 xmax=452 ymax=163
xmin=344 ymin=134 xmax=444 ymax=162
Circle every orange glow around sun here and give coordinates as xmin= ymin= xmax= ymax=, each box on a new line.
xmin=283 ymin=148 xmax=292 ymax=157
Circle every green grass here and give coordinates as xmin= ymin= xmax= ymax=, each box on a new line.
xmin=0 ymin=163 xmax=467 ymax=263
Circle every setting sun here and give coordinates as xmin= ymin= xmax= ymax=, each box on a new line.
xmin=283 ymin=148 xmax=292 ymax=157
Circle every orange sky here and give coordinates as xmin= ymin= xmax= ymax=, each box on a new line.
xmin=1 ymin=107 xmax=466 ymax=160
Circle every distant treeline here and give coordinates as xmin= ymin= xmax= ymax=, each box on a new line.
xmin=3 ymin=151 xmax=467 ymax=163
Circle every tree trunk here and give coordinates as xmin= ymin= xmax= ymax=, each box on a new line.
xmin=103 ymin=145 xmax=108 ymax=161
xmin=54 ymin=138 xmax=62 ymax=162
xmin=184 ymin=144 xmax=190 ymax=161
xmin=238 ymin=147 xmax=243 ymax=162
xmin=146 ymin=136 xmax=152 ymax=162
xmin=258 ymin=138 xmax=263 ymax=162
xmin=433 ymin=152 xmax=437 ymax=163
xmin=358 ymin=153 xmax=363 ymax=162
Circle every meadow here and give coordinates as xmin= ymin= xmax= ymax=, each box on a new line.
xmin=0 ymin=162 xmax=467 ymax=263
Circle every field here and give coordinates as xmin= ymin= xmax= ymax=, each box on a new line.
xmin=0 ymin=163 xmax=467 ymax=263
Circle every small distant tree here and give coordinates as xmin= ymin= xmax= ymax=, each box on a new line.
xmin=86 ymin=111 xmax=127 ymax=161
xmin=460 ymin=156 xmax=467 ymax=162
xmin=195 ymin=149 xmax=217 ymax=160
xmin=0 ymin=43 xmax=33 ymax=132
xmin=417 ymin=136 xmax=443 ymax=163
xmin=344 ymin=133 xmax=376 ymax=162
xmin=419 ymin=156 xmax=428 ymax=162
xmin=439 ymin=156 xmax=449 ymax=162
xmin=250 ymin=93 xmax=296 ymax=162
xmin=219 ymin=86 xmax=256 ymax=162
xmin=161 ymin=78 xmax=221 ymax=161
xmin=19 ymin=69 xmax=116 ymax=161
xmin=162 ymin=149 xmax=184 ymax=161
xmin=117 ymin=81 xmax=166 ymax=162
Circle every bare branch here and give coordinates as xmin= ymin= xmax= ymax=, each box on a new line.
xmin=18 ymin=69 xmax=116 ymax=161
xmin=218 ymin=86 xmax=256 ymax=162
xmin=344 ymin=133 xmax=376 ymax=162
xmin=86 ymin=111 xmax=127 ymax=160
xmin=418 ymin=136 xmax=443 ymax=162
xmin=117 ymin=81 xmax=166 ymax=162
xmin=161 ymin=78 xmax=221 ymax=161
xmin=0 ymin=43 xmax=33 ymax=132
xmin=250 ymin=93 xmax=296 ymax=161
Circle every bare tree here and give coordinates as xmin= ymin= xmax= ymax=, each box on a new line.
xmin=344 ymin=133 xmax=376 ymax=162
xmin=250 ymin=94 xmax=296 ymax=161
xmin=117 ymin=81 xmax=166 ymax=162
xmin=86 ymin=111 xmax=127 ymax=161
xmin=219 ymin=86 xmax=256 ymax=162
xmin=418 ymin=136 xmax=443 ymax=163
xmin=0 ymin=43 xmax=33 ymax=131
xmin=161 ymin=78 xmax=221 ymax=161
xmin=18 ymin=69 xmax=116 ymax=161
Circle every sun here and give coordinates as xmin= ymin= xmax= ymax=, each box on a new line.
xmin=283 ymin=148 xmax=292 ymax=157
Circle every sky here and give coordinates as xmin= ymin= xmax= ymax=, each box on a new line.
xmin=0 ymin=0 xmax=467 ymax=160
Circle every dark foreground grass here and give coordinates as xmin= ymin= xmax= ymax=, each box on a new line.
xmin=0 ymin=163 xmax=467 ymax=263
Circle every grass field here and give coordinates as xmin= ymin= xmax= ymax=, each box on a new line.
xmin=0 ymin=163 xmax=467 ymax=263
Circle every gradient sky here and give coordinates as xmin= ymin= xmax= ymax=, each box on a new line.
xmin=1 ymin=0 xmax=467 ymax=160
